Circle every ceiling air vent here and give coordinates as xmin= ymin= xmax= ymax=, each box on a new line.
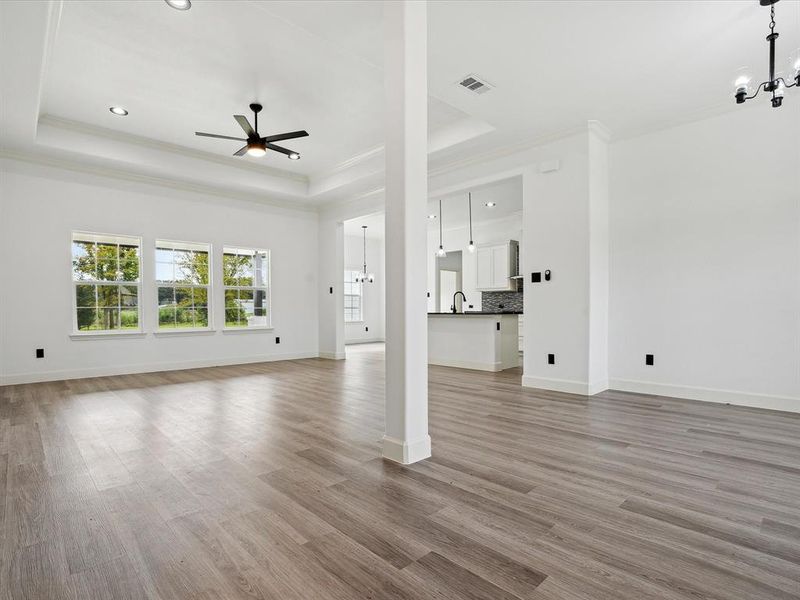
xmin=458 ymin=74 xmax=493 ymax=95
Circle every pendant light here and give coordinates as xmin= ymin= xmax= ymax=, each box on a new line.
xmin=356 ymin=225 xmax=374 ymax=283
xmin=436 ymin=199 xmax=447 ymax=258
xmin=467 ymin=192 xmax=475 ymax=253
xmin=734 ymin=0 xmax=799 ymax=108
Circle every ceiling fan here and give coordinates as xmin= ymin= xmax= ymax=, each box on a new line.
xmin=195 ymin=103 xmax=308 ymax=160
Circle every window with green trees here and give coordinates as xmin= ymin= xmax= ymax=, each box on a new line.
xmin=156 ymin=240 xmax=211 ymax=329
xmin=72 ymin=233 xmax=141 ymax=332
xmin=223 ymin=247 xmax=270 ymax=328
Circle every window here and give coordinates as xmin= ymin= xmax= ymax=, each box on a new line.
xmin=72 ymin=232 xmax=141 ymax=332
xmin=344 ymin=270 xmax=363 ymax=322
xmin=223 ymin=247 xmax=270 ymax=328
xmin=156 ymin=240 xmax=211 ymax=329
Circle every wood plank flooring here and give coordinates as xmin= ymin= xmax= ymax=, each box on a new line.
xmin=2 ymin=342 xmax=800 ymax=599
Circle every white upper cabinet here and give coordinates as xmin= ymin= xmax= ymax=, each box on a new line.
xmin=475 ymin=241 xmax=518 ymax=291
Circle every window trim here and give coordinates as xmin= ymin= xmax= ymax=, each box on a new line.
xmin=155 ymin=238 xmax=213 ymax=332
xmin=70 ymin=231 xmax=143 ymax=336
xmin=344 ymin=269 xmax=363 ymax=323
xmin=222 ymin=246 xmax=272 ymax=330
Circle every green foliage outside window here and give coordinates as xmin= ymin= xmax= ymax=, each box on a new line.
xmin=223 ymin=249 xmax=269 ymax=328
xmin=72 ymin=238 xmax=140 ymax=331
xmin=156 ymin=243 xmax=210 ymax=329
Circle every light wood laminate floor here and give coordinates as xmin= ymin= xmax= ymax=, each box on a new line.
xmin=2 ymin=343 xmax=800 ymax=599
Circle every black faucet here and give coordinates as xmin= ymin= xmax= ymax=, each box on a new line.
xmin=451 ymin=291 xmax=467 ymax=313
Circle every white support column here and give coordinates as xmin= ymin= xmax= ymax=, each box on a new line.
xmin=382 ymin=0 xmax=431 ymax=464
xmin=318 ymin=218 xmax=345 ymax=360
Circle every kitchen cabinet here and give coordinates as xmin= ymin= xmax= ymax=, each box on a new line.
xmin=475 ymin=240 xmax=518 ymax=291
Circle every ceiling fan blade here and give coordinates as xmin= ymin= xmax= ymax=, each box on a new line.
xmin=264 ymin=142 xmax=297 ymax=156
xmin=261 ymin=130 xmax=309 ymax=143
xmin=195 ymin=132 xmax=247 ymax=141
xmin=234 ymin=115 xmax=255 ymax=136
xmin=233 ymin=145 xmax=249 ymax=156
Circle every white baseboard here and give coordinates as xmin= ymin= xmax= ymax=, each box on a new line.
xmin=318 ymin=351 xmax=346 ymax=360
xmin=0 ymin=351 xmax=320 ymax=386
xmin=382 ymin=434 xmax=431 ymax=464
xmin=608 ymin=378 xmax=799 ymax=414
xmin=429 ymin=358 xmax=503 ymax=372
xmin=345 ymin=338 xmax=385 ymax=345
xmin=522 ymin=375 xmax=594 ymax=395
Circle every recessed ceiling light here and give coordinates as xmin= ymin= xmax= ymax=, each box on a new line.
xmin=485 ymin=202 xmax=496 ymax=207
xmin=109 ymin=106 xmax=128 ymax=116
xmin=165 ymin=0 xmax=191 ymax=10
xmin=288 ymin=152 xmax=300 ymax=160
xmin=427 ymin=214 xmax=437 ymax=219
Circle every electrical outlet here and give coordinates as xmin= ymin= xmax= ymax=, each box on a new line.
xmin=646 ymin=354 xmax=654 ymax=366
xmin=531 ymin=272 xmax=542 ymax=283
xmin=275 ymin=337 xmax=281 ymax=344
xmin=496 ymin=322 xmax=500 ymax=331
xmin=329 ymin=287 xmax=333 ymax=294
xmin=365 ymin=326 xmax=369 ymax=332
xmin=547 ymin=353 xmax=555 ymax=365
xmin=35 ymin=348 xmax=44 ymax=358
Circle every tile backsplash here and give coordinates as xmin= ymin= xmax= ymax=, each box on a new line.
xmin=482 ymin=290 xmax=523 ymax=312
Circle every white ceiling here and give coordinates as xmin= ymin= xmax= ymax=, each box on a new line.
xmin=344 ymin=213 xmax=385 ymax=239
xmin=4 ymin=0 xmax=800 ymax=207
xmin=344 ymin=176 xmax=522 ymax=239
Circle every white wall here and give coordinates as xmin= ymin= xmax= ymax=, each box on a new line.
xmin=0 ymin=159 xmax=320 ymax=384
xmin=426 ymin=213 xmax=523 ymax=312
xmin=343 ymin=234 xmax=385 ymax=343
xmin=609 ymin=104 xmax=800 ymax=410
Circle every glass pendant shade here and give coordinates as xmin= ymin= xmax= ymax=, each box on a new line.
xmin=358 ymin=225 xmax=374 ymax=284
xmin=733 ymin=67 xmax=752 ymax=95
xmin=468 ymin=241 xmax=475 ymax=253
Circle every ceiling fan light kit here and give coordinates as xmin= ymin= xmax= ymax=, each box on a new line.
xmin=735 ymin=0 xmax=799 ymax=108
xmin=195 ymin=102 xmax=308 ymax=160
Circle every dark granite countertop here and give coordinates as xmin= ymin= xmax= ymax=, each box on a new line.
xmin=428 ymin=311 xmax=523 ymax=316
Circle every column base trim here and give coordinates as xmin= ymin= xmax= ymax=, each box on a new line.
xmin=382 ymin=434 xmax=431 ymax=464
xmin=318 ymin=351 xmax=346 ymax=360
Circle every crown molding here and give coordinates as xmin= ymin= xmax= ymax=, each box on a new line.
xmin=38 ymin=115 xmax=309 ymax=184
xmin=435 ymin=209 xmax=523 ymax=235
xmin=314 ymin=144 xmax=384 ymax=181
xmin=587 ymin=120 xmax=612 ymax=143
xmin=0 ymin=149 xmax=317 ymax=214
xmin=427 ymin=124 xmax=591 ymax=180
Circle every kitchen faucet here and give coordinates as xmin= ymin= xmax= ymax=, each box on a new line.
xmin=451 ymin=291 xmax=467 ymax=314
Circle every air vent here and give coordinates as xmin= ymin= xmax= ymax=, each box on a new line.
xmin=458 ymin=74 xmax=493 ymax=94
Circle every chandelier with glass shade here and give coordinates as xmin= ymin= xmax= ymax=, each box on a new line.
xmin=734 ymin=0 xmax=800 ymax=108
xmin=355 ymin=225 xmax=374 ymax=283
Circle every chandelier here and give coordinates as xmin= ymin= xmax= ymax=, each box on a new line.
xmin=355 ymin=225 xmax=374 ymax=283
xmin=735 ymin=0 xmax=800 ymax=108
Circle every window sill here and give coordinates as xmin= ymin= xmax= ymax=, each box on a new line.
xmin=345 ymin=320 xmax=364 ymax=324
xmin=222 ymin=326 xmax=274 ymax=334
xmin=70 ymin=331 xmax=146 ymax=340
xmin=153 ymin=328 xmax=216 ymax=337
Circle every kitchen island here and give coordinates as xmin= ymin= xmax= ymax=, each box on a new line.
xmin=428 ymin=312 xmax=520 ymax=371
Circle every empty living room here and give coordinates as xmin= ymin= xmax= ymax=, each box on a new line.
xmin=1 ymin=1 xmax=799 ymax=599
